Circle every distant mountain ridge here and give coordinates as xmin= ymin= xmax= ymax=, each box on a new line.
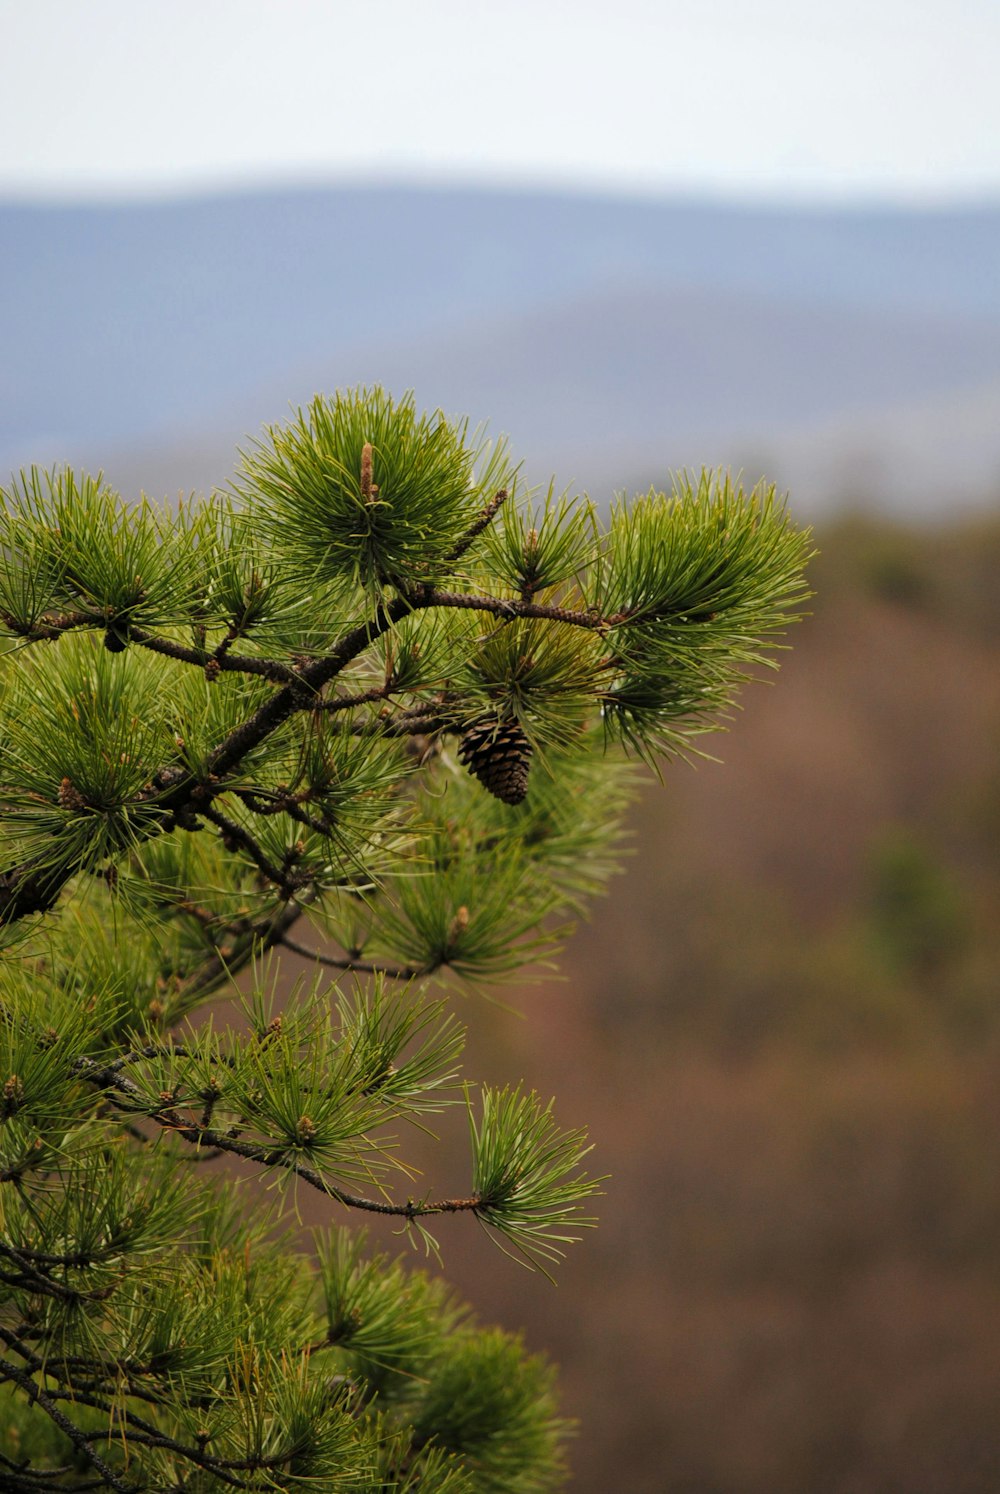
xmin=2 ymin=184 xmax=999 ymax=512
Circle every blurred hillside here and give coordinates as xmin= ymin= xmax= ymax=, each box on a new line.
xmin=311 ymin=504 xmax=1000 ymax=1493
xmin=3 ymin=186 xmax=1000 ymax=513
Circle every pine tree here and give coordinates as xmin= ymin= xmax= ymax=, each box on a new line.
xmin=0 ymin=388 xmax=810 ymax=1491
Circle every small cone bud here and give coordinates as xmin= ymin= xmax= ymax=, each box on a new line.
xmin=58 ymin=778 xmax=86 ymax=811
xmin=448 ymin=905 xmax=470 ymax=947
xmin=2 ymin=1075 xmax=24 ymax=1116
xmin=360 ymin=442 xmax=375 ymax=503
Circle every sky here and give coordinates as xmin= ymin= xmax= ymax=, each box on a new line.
xmin=1 ymin=0 xmax=998 ymax=203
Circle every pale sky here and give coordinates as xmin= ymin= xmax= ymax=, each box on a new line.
xmin=1 ymin=0 xmax=997 ymax=202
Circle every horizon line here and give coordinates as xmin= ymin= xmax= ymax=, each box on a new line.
xmin=1 ymin=167 xmax=999 ymax=214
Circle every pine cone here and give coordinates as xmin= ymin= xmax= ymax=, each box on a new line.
xmin=458 ymin=716 xmax=532 ymax=805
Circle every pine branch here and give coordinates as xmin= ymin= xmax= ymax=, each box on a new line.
xmin=198 ymin=804 xmax=297 ymax=890
xmin=0 ymin=1334 xmax=133 ymax=1494
xmin=0 ymin=608 xmax=97 ymax=641
xmin=0 ymin=1244 xmax=114 ymax=1304
xmin=127 ymin=625 xmax=297 ymax=683
xmin=0 ymin=855 xmax=75 ymax=926
xmin=0 ymin=1264 xmax=81 ymax=1303
xmin=363 ymin=710 xmax=447 ymax=739
xmin=311 ymin=683 xmax=394 ymax=714
xmin=0 ymin=1453 xmax=107 ymax=1493
xmin=202 ymin=581 xmax=614 ymax=781
xmin=205 ymin=593 xmax=418 ymax=778
xmin=0 ymin=585 xmax=625 ymax=925
xmin=441 ymin=487 xmax=510 ymax=566
xmin=78 ymin=1404 xmax=300 ymax=1484
xmin=231 ymin=789 xmax=335 ymax=839
xmin=416 ymin=586 xmax=617 ymax=629
xmin=167 ymin=897 xmax=310 ymax=1007
xmin=17 ymin=1379 xmax=262 ymax=1489
xmin=1 ymin=610 xmax=296 ymax=683
xmin=278 ymin=933 xmax=429 ymax=981
xmin=72 ymin=1054 xmax=481 ymax=1221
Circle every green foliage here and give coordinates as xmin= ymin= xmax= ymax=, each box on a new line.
xmin=597 ymin=475 xmax=809 ymax=762
xmin=0 ymin=387 xmax=808 ymax=1490
xmin=867 ymin=826 xmax=970 ymax=978
xmin=234 ymin=387 xmax=514 ymax=593
xmin=470 ymin=1086 xmax=600 ymax=1272
xmin=1 ymin=638 xmax=172 ymax=871
xmin=0 ymin=468 xmax=198 ymax=640
xmin=481 ymin=483 xmax=598 ymax=599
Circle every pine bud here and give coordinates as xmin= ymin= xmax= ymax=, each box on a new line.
xmin=256 ymin=1015 xmax=282 ymax=1047
xmin=2 ymin=1074 xmax=24 ymax=1117
xmin=360 ymin=441 xmax=378 ymax=503
xmin=58 ymin=778 xmax=86 ymax=811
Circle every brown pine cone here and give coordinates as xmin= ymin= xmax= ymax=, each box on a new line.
xmin=458 ymin=716 xmax=532 ymax=805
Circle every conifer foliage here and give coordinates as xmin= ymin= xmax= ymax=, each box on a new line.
xmin=0 ymin=389 xmax=810 ymax=1490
